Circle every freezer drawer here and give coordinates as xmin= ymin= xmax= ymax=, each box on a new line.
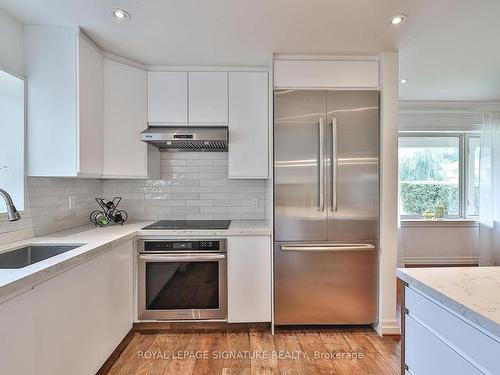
xmin=274 ymin=242 xmax=378 ymax=325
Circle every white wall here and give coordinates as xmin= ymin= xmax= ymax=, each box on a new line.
xmin=378 ymin=52 xmax=399 ymax=336
xmin=401 ymin=224 xmax=479 ymax=265
xmin=0 ymin=8 xmax=24 ymax=76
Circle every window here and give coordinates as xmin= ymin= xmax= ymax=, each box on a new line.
xmin=398 ymin=133 xmax=480 ymax=219
xmin=467 ymin=136 xmax=480 ymax=216
xmin=0 ymin=69 xmax=25 ymax=213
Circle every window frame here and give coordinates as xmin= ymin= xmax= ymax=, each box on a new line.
xmin=398 ymin=131 xmax=480 ymax=220
xmin=0 ymin=66 xmax=26 ymax=216
xmin=465 ymin=134 xmax=481 ymax=217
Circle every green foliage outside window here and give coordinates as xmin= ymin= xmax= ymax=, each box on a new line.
xmin=400 ymin=182 xmax=459 ymax=216
xmin=399 ymin=140 xmax=460 ymax=216
xmin=399 ymin=149 xmax=447 ymax=182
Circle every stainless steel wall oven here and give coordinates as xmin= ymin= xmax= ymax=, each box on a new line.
xmin=137 ymin=238 xmax=227 ymax=320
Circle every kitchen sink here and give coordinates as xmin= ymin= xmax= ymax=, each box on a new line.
xmin=0 ymin=244 xmax=84 ymax=269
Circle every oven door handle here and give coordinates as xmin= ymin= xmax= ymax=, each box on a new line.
xmin=139 ymin=254 xmax=226 ymax=262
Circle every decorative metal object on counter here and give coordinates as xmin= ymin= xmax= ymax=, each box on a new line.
xmin=90 ymin=197 xmax=128 ymax=227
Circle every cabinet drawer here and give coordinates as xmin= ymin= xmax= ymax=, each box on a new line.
xmin=406 ymin=286 xmax=499 ymax=374
xmin=405 ymin=315 xmax=483 ymax=375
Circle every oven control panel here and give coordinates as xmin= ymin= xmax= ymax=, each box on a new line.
xmin=139 ymin=239 xmax=226 ymax=253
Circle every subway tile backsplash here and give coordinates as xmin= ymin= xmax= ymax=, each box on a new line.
xmin=0 ymin=152 xmax=268 ymax=239
xmin=103 ymin=152 xmax=267 ymax=221
xmin=0 ymin=177 xmax=102 ymax=237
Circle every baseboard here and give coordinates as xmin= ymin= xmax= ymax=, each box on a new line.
xmin=133 ymin=321 xmax=270 ymax=332
xmin=373 ymin=318 xmax=400 ymax=336
xmin=96 ymin=329 xmax=134 ymax=375
xmin=479 ymin=258 xmax=500 ymax=266
xmin=404 ymin=256 xmax=479 ymax=266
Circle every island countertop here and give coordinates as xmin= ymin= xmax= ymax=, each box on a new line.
xmin=397 ymin=266 xmax=500 ymax=338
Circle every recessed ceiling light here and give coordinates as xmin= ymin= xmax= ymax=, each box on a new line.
xmin=390 ymin=14 xmax=407 ymax=25
xmin=112 ymin=8 xmax=131 ymax=20
xmin=400 ymin=79 xmax=408 ymax=84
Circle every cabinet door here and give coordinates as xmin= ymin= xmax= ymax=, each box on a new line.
xmin=78 ymin=35 xmax=104 ymax=177
xmin=34 ymin=253 xmax=111 ymax=375
xmin=228 ymin=236 xmax=271 ymax=322
xmin=103 ymin=58 xmax=148 ymax=178
xmin=229 ymin=72 xmax=269 ymax=178
xmin=188 ymin=72 xmax=228 ymax=125
xmin=148 ymin=71 xmax=188 ymax=125
xmin=0 ymin=290 xmax=36 ymax=375
xmin=109 ymin=242 xmax=134 ymax=349
xmin=405 ymin=286 xmax=500 ymax=374
xmin=405 ymin=315 xmax=483 ymax=375
xmin=273 ymin=60 xmax=379 ymax=89
xmin=25 ymin=27 xmax=79 ymax=177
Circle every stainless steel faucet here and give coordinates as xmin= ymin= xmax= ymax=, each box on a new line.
xmin=0 ymin=189 xmax=21 ymax=221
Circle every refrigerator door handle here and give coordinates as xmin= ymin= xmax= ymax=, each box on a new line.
xmin=331 ymin=118 xmax=338 ymax=212
xmin=318 ymin=118 xmax=325 ymax=211
xmin=281 ymin=244 xmax=375 ymax=252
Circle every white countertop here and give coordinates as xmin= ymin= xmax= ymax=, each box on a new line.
xmin=0 ymin=220 xmax=271 ymax=303
xmin=397 ymin=267 xmax=500 ymax=338
xmin=137 ymin=220 xmax=272 ymax=237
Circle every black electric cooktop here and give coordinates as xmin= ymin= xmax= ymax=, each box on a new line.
xmin=142 ymin=220 xmax=231 ymax=230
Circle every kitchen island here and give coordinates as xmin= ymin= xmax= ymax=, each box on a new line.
xmin=397 ymin=267 xmax=500 ymax=375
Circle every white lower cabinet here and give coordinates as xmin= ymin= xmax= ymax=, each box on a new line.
xmin=404 ymin=286 xmax=499 ymax=375
xmin=0 ymin=289 xmax=36 ymax=375
xmin=109 ymin=242 xmax=134 ymax=349
xmin=35 ymin=252 xmax=111 ymax=375
xmin=405 ymin=315 xmax=483 ymax=375
xmin=227 ymin=236 xmax=271 ymax=323
xmin=0 ymin=241 xmax=134 ymax=375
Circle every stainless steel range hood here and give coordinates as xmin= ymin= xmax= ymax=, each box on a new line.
xmin=139 ymin=127 xmax=228 ymax=151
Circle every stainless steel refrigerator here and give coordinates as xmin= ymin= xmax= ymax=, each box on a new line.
xmin=274 ymin=90 xmax=379 ymax=325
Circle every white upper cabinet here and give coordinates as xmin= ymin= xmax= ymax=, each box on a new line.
xmin=147 ymin=72 xmax=188 ymax=125
xmin=103 ymin=58 xmax=150 ymax=178
xmin=25 ymin=27 xmax=157 ymax=179
xmin=273 ymin=59 xmax=379 ymax=89
xmin=78 ymin=36 xmax=104 ymax=177
xmin=147 ymin=71 xmax=229 ymax=126
xmin=228 ymin=72 xmax=269 ymax=179
xmin=25 ymin=26 xmax=104 ymax=177
xmin=188 ymin=72 xmax=228 ymax=125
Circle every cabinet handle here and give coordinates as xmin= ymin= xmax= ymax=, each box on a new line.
xmin=281 ymin=244 xmax=375 ymax=252
xmin=318 ymin=118 xmax=325 ymax=211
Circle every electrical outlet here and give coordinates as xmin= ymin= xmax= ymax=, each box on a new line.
xmin=251 ymin=197 xmax=259 ymax=209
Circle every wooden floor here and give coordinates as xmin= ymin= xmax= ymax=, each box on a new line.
xmin=105 ymin=326 xmax=401 ymax=375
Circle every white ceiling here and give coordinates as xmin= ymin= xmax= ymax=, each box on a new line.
xmin=399 ymin=0 xmax=500 ymax=101
xmin=0 ymin=0 xmax=454 ymax=66
xmin=1 ymin=0 xmax=499 ymax=101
